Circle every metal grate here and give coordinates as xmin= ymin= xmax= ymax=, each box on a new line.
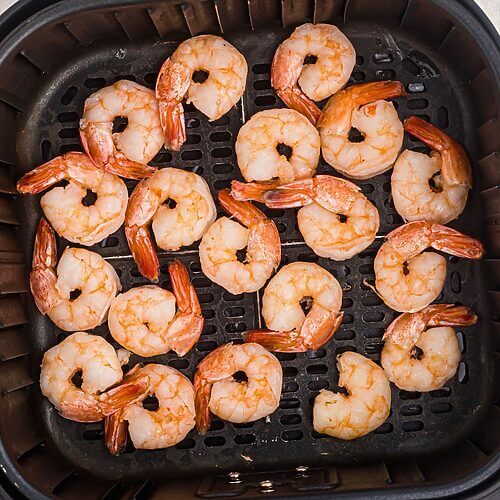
xmin=17 ymin=25 xmax=490 ymax=481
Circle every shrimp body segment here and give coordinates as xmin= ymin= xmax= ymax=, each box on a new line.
xmin=271 ymin=23 xmax=356 ymax=125
xmin=381 ymin=304 xmax=477 ymax=391
xmin=199 ymin=190 xmax=281 ymax=294
xmin=194 ymin=343 xmax=283 ymax=433
xmin=156 ymin=35 xmax=247 ymax=150
xmin=30 ymin=218 xmax=121 ymax=331
xmin=232 ymin=175 xmax=379 ymax=260
xmin=106 ymin=364 xmax=195 ymax=451
xmin=245 ymin=262 xmax=343 ymax=352
xmin=392 ymin=116 xmax=472 ymax=224
xmin=40 ymin=333 xmax=150 ymax=423
xmin=109 ymin=260 xmax=202 ymax=357
xmin=236 ymin=108 xmax=320 ymax=183
xmin=80 ymin=80 xmax=162 ymax=180
xmin=374 ymin=221 xmax=484 ymax=312
xmin=318 ymin=81 xmax=405 ymax=179
xmin=17 ymin=152 xmax=128 ymax=246
xmin=313 ymin=352 xmax=391 ymax=440
xmin=125 ymin=168 xmax=216 ymax=282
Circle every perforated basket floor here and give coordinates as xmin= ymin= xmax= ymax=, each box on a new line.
xmin=17 ymin=24 xmax=491 ymax=480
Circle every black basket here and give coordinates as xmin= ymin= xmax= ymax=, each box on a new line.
xmin=0 ymin=0 xmax=498 ymax=498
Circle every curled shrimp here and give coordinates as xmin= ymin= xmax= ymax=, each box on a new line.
xmin=392 ymin=116 xmax=472 ymax=224
xmin=30 ymin=218 xmax=121 ymax=331
xmin=199 ymin=189 xmax=280 ymax=294
xmin=17 ymin=152 xmax=128 ymax=246
xmin=194 ymin=343 xmax=282 ymax=433
xmin=235 ymin=108 xmax=320 ymax=183
xmin=373 ymin=221 xmax=484 ymax=313
xmin=381 ymin=304 xmax=477 ymax=392
xmin=318 ymin=81 xmax=405 ymax=179
xmin=245 ymin=262 xmax=343 ymax=352
xmin=105 ymin=364 xmax=195 ymax=452
xmin=80 ymin=80 xmax=162 ymax=180
xmin=40 ymin=332 xmax=150 ymax=423
xmin=156 ymin=35 xmax=247 ymax=150
xmin=313 ymin=352 xmax=391 ymax=440
xmin=232 ymin=174 xmax=379 ymax=260
xmin=271 ymin=23 xmax=355 ymax=125
xmin=108 ymin=260 xmax=202 ymax=357
xmin=125 ymin=168 xmax=216 ymax=282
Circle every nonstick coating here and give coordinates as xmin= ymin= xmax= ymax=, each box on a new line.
xmin=16 ymin=23 xmax=492 ymax=480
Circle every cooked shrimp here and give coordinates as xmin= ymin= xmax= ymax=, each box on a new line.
xmin=236 ymin=108 xmax=320 ymax=183
xmin=40 ymin=332 xmax=150 ymax=423
xmin=245 ymin=262 xmax=343 ymax=352
xmin=318 ymin=81 xmax=405 ymax=179
xmin=80 ymin=80 xmax=162 ymax=180
xmin=381 ymin=304 xmax=477 ymax=392
xmin=392 ymin=116 xmax=472 ymax=224
xmin=156 ymin=35 xmax=247 ymax=150
xmin=199 ymin=190 xmax=280 ymax=294
xmin=109 ymin=260 xmax=202 ymax=357
xmin=125 ymin=168 xmax=216 ymax=282
xmin=17 ymin=152 xmax=127 ymax=246
xmin=30 ymin=218 xmax=121 ymax=331
xmin=313 ymin=352 xmax=391 ymax=439
xmin=373 ymin=221 xmax=484 ymax=313
xmin=194 ymin=343 xmax=282 ymax=433
xmin=271 ymin=23 xmax=355 ymax=125
xmin=232 ymin=175 xmax=379 ymax=260
xmin=105 ymin=364 xmax=195 ymax=452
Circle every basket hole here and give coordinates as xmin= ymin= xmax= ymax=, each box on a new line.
xmin=204 ymin=324 xmax=217 ymax=335
xmin=362 ymin=311 xmax=384 ymax=323
xmin=210 ymin=115 xmax=230 ymax=126
xmin=308 ymin=379 xmax=328 ymax=391
xmin=181 ymin=149 xmax=202 ymax=161
xmin=225 ymin=322 xmax=247 ymax=333
xmin=351 ymin=71 xmax=366 ymax=82
xmin=82 ymin=429 xmax=103 ymax=441
xmin=375 ymin=69 xmax=396 ymax=80
xmin=234 ymin=434 xmax=255 ymax=445
xmin=154 ymin=151 xmax=173 ymax=164
xmin=298 ymin=252 xmax=318 ymax=262
xmin=84 ymin=77 xmax=106 ymax=89
xmin=280 ymin=398 xmax=300 ymax=409
xmin=197 ymin=340 xmax=218 ymax=352
xmin=305 ymin=348 xmax=326 ymax=359
xmin=58 ymin=127 xmax=79 ymax=139
xmin=456 ymin=331 xmax=466 ymax=353
xmin=400 ymin=404 xmax=422 ymax=416
xmin=361 ymin=296 xmax=382 ymax=308
xmin=204 ymin=436 xmax=225 ymax=447
xmin=214 ymin=179 xmax=232 ymax=191
xmin=223 ymin=292 xmax=244 ymax=302
xmin=202 ymin=309 xmax=215 ymax=319
xmin=209 ymin=419 xmax=224 ymax=431
xmin=252 ymin=63 xmax=271 ymax=74
xmin=402 ymin=421 xmax=424 ymax=432
xmin=283 ymin=381 xmax=299 ymax=393
xmin=365 ymin=343 xmax=383 ymax=355
xmin=255 ymin=95 xmax=276 ymax=107
xmin=360 ymin=183 xmax=375 ymax=194
xmin=430 ymin=387 xmax=451 ymax=398
xmin=198 ymin=293 xmax=215 ymax=304
xmin=253 ymin=79 xmax=271 ymax=90
xmin=450 ymin=271 xmax=461 ymax=293
xmin=407 ymin=98 xmax=429 ymax=110
xmin=374 ymin=422 xmax=393 ymax=434
xmin=190 ymin=261 xmax=201 ymax=272
xmin=186 ymin=134 xmax=201 ymax=145
xmin=306 ymin=364 xmax=327 ymax=375
xmin=224 ymin=306 xmax=245 ymax=318
xmin=280 ymin=414 xmax=301 ymax=425
xmin=356 ymin=55 xmax=364 ymax=65
xmin=57 ymin=112 xmax=79 ymax=123
xmin=430 ymin=402 xmax=453 ymax=414
xmin=213 ymin=163 xmax=234 ymax=174
xmin=186 ymin=117 xmax=200 ymax=129
xmin=142 ymin=395 xmax=159 ymax=411
xmin=276 ymin=352 xmax=296 ymax=361
xmin=399 ymin=390 xmax=421 ymax=400
xmin=282 ymin=430 xmax=303 ymax=441
xmin=263 ymin=207 xmax=285 ymax=218
xmin=342 ymin=313 xmax=354 ymax=325
xmin=233 ymin=422 xmax=254 ymax=429
xmin=192 ymin=277 xmax=212 ymax=288
xmin=373 ymin=52 xmax=394 ymax=64
xmin=41 ymin=139 xmax=52 ymax=162
xmin=458 ymin=361 xmax=469 ymax=383
xmin=210 ymin=131 xmax=231 ymax=142
xmin=175 ymin=438 xmax=195 ymax=449
xmin=60 ymin=85 xmax=78 ymax=105
xmin=437 ymin=106 xmax=449 ymax=129
xmin=364 ymin=327 xmax=385 ymax=339
xmin=168 ymin=359 xmax=189 ymax=370
xmin=407 ymin=82 xmax=425 ymax=93
xmin=336 ymin=329 xmax=355 ymax=341
xmin=342 ymin=298 xmax=353 ymax=309
xmin=283 ymin=366 xmax=298 ymax=378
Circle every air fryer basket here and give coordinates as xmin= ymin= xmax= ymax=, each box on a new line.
xmin=0 ymin=0 xmax=498 ymax=498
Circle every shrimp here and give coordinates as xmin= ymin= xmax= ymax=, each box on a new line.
xmin=199 ymin=189 xmax=281 ymax=294
xmin=381 ymin=304 xmax=477 ymax=392
xmin=194 ymin=343 xmax=282 ymax=433
xmin=125 ymin=168 xmax=216 ymax=282
xmin=40 ymin=332 xmax=150 ymax=423
xmin=156 ymin=35 xmax=247 ymax=150
xmin=232 ymin=175 xmax=379 ymax=260
xmin=235 ymin=108 xmax=320 ymax=183
xmin=271 ymin=23 xmax=356 ymax=125
xmin=17 ymin=152 xmax=128 ymax=246
xmin=313 ymin=352 xmax=391 ymax=440
xmin=391 ymin=116 xmax=472 ymax=224
xmin=108 ymin=260 xmax=202 ymax=357
xmin=373 ymin=221 xmax=484 ymax=313
xmin=245 ymin=262 xmax=343 ymax=352
xmin=318 ymin=80 xmax=405 ymax=179
xmin=80 ymin=80 xmax=162 ymax=180
xmin=105 ymin=364 xmax=195 ymax=452
xmin=30 ymin=218 xmax=121 ymax=331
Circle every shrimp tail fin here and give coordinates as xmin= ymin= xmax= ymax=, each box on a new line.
xmin=262 ymin=187 xmax=312 ymax=209
xmin=231 ymin=180 xmax=281 ymax=203
xmin=306 ymin=311 xmax=344 ymax=350
xmin=159 ymin=100 xmax=186 ymax=151
xmin=276 ymin=87 xmax=322 ymax=126
xmin=349 ymin=80 xmax=406 ymax=105
xmin=194 ymin=379 xmax=212 ymax=434
xmin=17 ymin=156 xmax=66 ymax=194
xmin=104 ymin=409 xmax=128 ymax=455
xmin=427 ymin=304 xmax=478 ymax=327
xmin=107 ymin=153 xmax=157 ymax=180
xmin=244 ymin=329 xmax=309 ymax=352
xmin=430 ymin=223 xmax=484 ymax=259
xmin=218 ymin=189 xmax=267 ymax=225
xmin=125 ymin=225 xmax=159 ymax=282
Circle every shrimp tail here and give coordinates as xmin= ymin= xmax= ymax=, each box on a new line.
xmin=262 ymin=187 xmax=313 ymax=209
xmin=104 ymin=409 xmax=128 ymax=455
xmin=194 ymin=378 xmax=212 ymax=434
xmin=348 ymin=80 xmax=406 ymax=105
xmin=429 ymin=223 xmax=484 ymax=259
xmin=231 ymin=180 xmax=281 ymax=203
xmin=159 ymin=100 xmax=186 ymax=151
xmin=404 ymin=116 xmax=472 ymax=188
xmin=427 ymin=304 xmax=478 ymax=327
xmin=218 ymin=189 xmax=267 ymax=226
xmin=125 ymin=225 xmax=160 ymax=282
xmin=276 ymin=87 xmax=322 ymax=126
xmin=17 ymin=156 xmax=67 ymax=194
xmin=106 ymin=153 xmax=157 ymax=180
